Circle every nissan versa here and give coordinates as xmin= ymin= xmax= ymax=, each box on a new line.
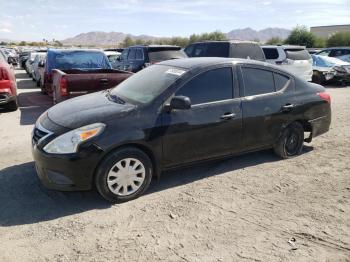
xmin=32 ymin=58 xmax=331 ymax=203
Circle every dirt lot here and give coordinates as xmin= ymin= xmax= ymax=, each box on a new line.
xmin=0 ymin=69 xmax=349 ymax=262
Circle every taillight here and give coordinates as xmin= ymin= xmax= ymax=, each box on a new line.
xmin=0 ymin=68 xmax=9 ymax=80
xmin=45 ymin=72 xmax=53 ymax=83
xmin=60 ymin=77 xmax=68 ymax=96
xmin=318 ymin=92 xmax=331 ymax=104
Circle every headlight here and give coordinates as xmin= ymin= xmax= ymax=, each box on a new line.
xmin=43 ymin=123 xmax=105 ymax=154
xmin=333 ymin=66 xmax=346 ymax=73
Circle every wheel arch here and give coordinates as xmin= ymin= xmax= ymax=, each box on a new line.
xmin=93 ymin=142 xmax=160 ymax=188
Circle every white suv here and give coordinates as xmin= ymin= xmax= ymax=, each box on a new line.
xmin=262 ymin=45 xmax=313 ymax=81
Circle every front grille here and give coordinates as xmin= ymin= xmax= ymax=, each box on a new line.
xmin=32 ymin=123 xmax=53 ymax=144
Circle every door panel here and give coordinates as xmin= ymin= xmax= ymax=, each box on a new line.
xmin=162 ymin=100 xmax=242 ymax=167
xmin=239 ymin=66 xmax=296 ymax=150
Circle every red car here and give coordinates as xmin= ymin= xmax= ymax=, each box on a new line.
xmin=0 ymin=51 xmax=18 ymax=111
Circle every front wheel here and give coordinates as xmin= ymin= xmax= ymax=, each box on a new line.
xmin=274 ymin=122 xmax=304 ymax=159
xmin=95 ymin=147 xmax=153 ymax=203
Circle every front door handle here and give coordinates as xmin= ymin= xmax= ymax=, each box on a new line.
xmin=281 ymin=104 xmax=295 ymax=112
xmin=220 ymin=113 xmax=236 ymax=120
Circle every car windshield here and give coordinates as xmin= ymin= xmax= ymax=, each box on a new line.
xmin=110 ymin=65 xmax=186 ymax=104
xmin=313 ymin=55 xmax=350 ymax=67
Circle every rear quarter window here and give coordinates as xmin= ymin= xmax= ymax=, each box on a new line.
xmin=274 ymin=73 xmax=290 ymax=91
xmin=263 ymin=48 xmax=279 ymax=59
xmin=285 ymin=49 xmax=311 ymax=60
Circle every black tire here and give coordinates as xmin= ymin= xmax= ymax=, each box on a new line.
xmin=312 ymin=71 xmax=325 ymax=85
xmin=4 ymin=99 xmax=18 ymax=111
xmin=274 ymin=122 xmax=304 ymax=159
xmin=36 ymin=79 xmax=40 ymax=87
xmin=95 ymin=147 xmax=153 ymax=203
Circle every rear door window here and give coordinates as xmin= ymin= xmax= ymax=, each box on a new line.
xmin=176 ymin=67 xmax=233 ymax=105
xmin=242 ymin=67 xmax=275 ymax=96
xmin=148 ymin=50 xmax=186 ymax=61
xmin=135 ymin=49 xmax=143 ymax=60
xmin=205 ymin=42 xmax=230 ymax=57
xmin=128 ymin=49 xmax=136 ymax=60
xmin=284 ymin=49 xmax=311 ymax=60
xmin=263 ymin=48 xmax=279 ymax=59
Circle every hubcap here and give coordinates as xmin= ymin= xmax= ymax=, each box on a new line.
xmin=285 ymin=131 xmax=300 ymax=155
xmin=107 ymin=158 xmax=146 ymax=196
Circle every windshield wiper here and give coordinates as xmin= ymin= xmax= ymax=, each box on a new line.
xmin=105 ymin=89 xmax=125 ymax=104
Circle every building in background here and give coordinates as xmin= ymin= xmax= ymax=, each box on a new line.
xmin=311 ymin=24 xmax=350 ymax=39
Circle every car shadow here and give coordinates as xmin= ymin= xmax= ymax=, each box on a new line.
xmin=147 ymin=146 xmax=313 ymax=195
xmin=0 ymin=146 xmax=313 ymax=227
xmin=0 ymin=162 xmax=110 ymax=227
xmin=17 ymin=91 xmax=52 ymax=125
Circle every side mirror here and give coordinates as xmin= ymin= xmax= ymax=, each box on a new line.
xmin=38 ymin=61 xmax=45 ymax=67
xmin=166 ymin=96 xmax=191 ymax=111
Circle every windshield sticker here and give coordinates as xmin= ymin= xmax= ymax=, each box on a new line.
xmin=166 ymin=68 xmax=186 ymax=76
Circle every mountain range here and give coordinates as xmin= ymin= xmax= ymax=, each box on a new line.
xmin=61 ymin=27 xmax=291 ymax=46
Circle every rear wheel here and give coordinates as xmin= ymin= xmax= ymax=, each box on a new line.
xmin=95 ymin=147 xmax=153 ymax=203
xmin=274 ymin=122 xmax=304 ymax=159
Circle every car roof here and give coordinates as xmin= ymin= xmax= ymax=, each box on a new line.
xmin=127 ymin=45 xmax=181 ymax=51
xmin=322 ymin=47 xmax=350 ymax=50
xmin=159 ymin=57 xmax=277 ymax=70
xmin=47 ymin=48 xmax=104 ymax=53
xmin=262 ymin=45 xmax=306 ymax=49
xmin=189 ymin=40 xmax=259 ymax=44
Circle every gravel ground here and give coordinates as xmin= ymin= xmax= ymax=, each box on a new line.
xmin=0 ymin=69 xmax=349 ymax=262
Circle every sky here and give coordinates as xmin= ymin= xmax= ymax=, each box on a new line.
xmin=0 ymin=0 xmax=349 ymax=41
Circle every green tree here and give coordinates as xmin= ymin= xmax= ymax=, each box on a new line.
xmin=284 ymin=25 xmax=315 ymax=48
xmin=266 ymin=37 xmax=283 ymax=45
xmin=122 ymin=36 xmax=135 ymax=47
xmin=18 ymin=41 xmax=27 ymax=46
xmin=327 ymin=32 xmax=350 ymax=47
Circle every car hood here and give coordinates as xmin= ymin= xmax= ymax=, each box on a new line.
xmin=47 ymin=91 xmax=136 ymax=129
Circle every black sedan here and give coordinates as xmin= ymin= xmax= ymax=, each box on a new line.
xmin=32 ymin=58 xmax=331 ymax=203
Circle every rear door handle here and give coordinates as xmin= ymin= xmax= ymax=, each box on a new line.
xmin=281 ymin=104 xmax=295 ymax=112
xmin=220 ymin=113 xmax=236 ymax=120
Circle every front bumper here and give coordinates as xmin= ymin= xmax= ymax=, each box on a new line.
xmin=32 ymin=137 xmax=104 ymax=191
xmin=0 ymin=92 xmax=15 ymax=105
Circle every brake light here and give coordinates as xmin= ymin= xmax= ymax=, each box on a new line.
xmin=60 ymin=77 xmax=68 ymax=96
xmin=45 ymin=72 xmax=53 ymax=83
xmin=0 ymin=68 xmax=9 ymax=80
xmin=318 ymin=92 xmax=331 ymax=104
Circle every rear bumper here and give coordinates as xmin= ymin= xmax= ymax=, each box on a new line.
xmin=0 ymin=92 xmax=15 ymax=105
xmin=309 ymin=114 xmax=331 ymax=138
